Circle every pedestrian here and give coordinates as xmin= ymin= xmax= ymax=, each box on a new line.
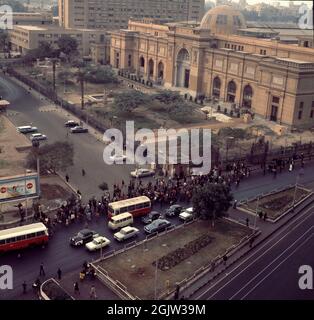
xmin=82 ymin=169 xmax=86 ymax=176
xmin=65 ymin=174 xmax=69 ymax=182
xmin=263 ymin=213 xmax=267 ymax=221
xmin=233 ymin=199 xmax=237 ymax=209
xmin=74 ymin=282 xmax=80 ymax=295
xmin=246 ymin=217 xmax=249 ymax=227
xmin=90 ymin=285 xmax=97 ymax=299
xmin=223 ymin=255 xmax=228 ymax=266
xmin=57 ymin=268 xmax=62 ymax=280
xmin=22 ymin=281 xmax=27 ymax=294
xmin=39 ymin=263 xmax=45 ymax=277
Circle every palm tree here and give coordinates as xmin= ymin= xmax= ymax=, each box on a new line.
xmin=75 ymin=69 xmax=88 ymax=110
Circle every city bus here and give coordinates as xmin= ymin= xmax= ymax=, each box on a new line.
xmin=0 ymin=223 xmax=49 ymax=254
xmin=108 ymin=196 xmax=151 ymax=218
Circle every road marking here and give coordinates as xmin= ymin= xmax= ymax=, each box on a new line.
xmin=195 ymin=204 xmax=314 ymax=300
xmin=238 ymin=232 xmax=314 ymax=300
xmin=229 ymin=227 xmax=314 ymax=299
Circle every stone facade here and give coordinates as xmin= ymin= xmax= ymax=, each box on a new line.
xmin=109 ymin=6 xmax=314 ymax=128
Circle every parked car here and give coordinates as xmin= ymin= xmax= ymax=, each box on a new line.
xmin=85 ymin=236 xmax=111 ymax=251
xmin=130 ymin=168 xmax=155 ymax=178
xmin=70 ymin=229 xmax=99 ymax=247
xmin=114 ymin=226 xmax=139 ymax=242
xmin=65 ymin=120 xmax=79 ymax=128
xmin=71 ymin=126 xmax=88 ymax=133
xmin=30 ymin=133 xmax=47 ymax=141
xmin=141 ymin=211 xmax=161 ymax=225
xmin=144 ymin=219 xmax=171 ymax=234
xmin=165 ymin=205 xmax=183 ymax=218
xmin=179 ymin=207 xmax=194 ymax=222
xmin=17 ymin=126 xmax=38 ymax=134
xmin=110 ymin=154 xmax=127 ymax=162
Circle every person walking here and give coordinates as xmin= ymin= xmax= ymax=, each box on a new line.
xmin=39 ymin=263 xmax=45 ymax=277
xmin=246 ymin=217 xmax=249 ymax=227
xmin=65 ymin=174 xmax=69 ymax=183
xmin=74 ymin=282 xmax=80 ymax=295
xmin=57 ymin=268 xmax=62 ymax=280
xmin=82 ymin=169 xmax=86 ymax=177
xmin=22 ymin=281 xmax=27 ymax=294
xmin=90 ymin=285 xmax=97 ymax=299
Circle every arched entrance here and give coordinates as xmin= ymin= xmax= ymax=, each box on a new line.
xmin=157 ymin=61 xmax=164 ymax=80
xmin=148 ymin=59 xmax=154 ymax=78
xmin=176 ymin=48 xmax=190 ymax=88
xmin=212 ymin=76 xmax=221 ymax=98
xmin=227 ymin=80 xmax=236 ymax=103
xmin=242 ymin=84 xmax=253 ymax=108
xmin=139 ymin=56 xmax=145 ymax=75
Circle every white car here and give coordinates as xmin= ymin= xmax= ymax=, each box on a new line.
xmin=130 ymin=168 xmax=155 ymax=178
xmin=179 ymin=207 xmax=194 ymax=222
xmin=110 ymin=154 xmax=127 ymax=163
xmin=30 ymin=133 xmax=47 ymax=141
xmin=114 ymin=226 xmax=139 ymax=242
xmin=17 ymin=126 xmax=38 ymax=134
xmin=85 ymin=236 xmax=111 ymax=251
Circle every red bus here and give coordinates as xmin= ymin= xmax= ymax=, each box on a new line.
xmin=108 ymin=196 xmax=151 ymax=218
xmin=0 ymin=223 xmax=49 ymax=253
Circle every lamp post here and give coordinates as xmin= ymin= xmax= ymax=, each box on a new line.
xmin=292 ymin=169 xmax=303 ymax=210
xmin=253 ymin=196 xmax=259 ymax=233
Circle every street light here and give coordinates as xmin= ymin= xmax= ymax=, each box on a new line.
xmin=292 ymin=169 xmax=304 ymax=210
xmin=253 ymin=196 xmax=259 ymax=233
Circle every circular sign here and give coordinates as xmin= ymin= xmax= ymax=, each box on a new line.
xmin=0 ymin=187 xmax=6 ymax=193
xmin=27 ymin=183 xmax=33 ymax=189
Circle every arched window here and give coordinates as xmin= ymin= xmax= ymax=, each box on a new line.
xmin=139 ymin=56 xmax=145 ymax=68
xmin=177 ymin=48 xmax=190 ymax=62
xmin=242 ymin=84 xmax=253 ymax=108
xmin=227 ymin=80 xmax=236 ymax=103
xmin=212 ymin=77 xmax=221 ymax=98
xmin=148 ymin=59 xmax=154 ymax=77
xmin=158 ymin=61 xmax=164 ymax=79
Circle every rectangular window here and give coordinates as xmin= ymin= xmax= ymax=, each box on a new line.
xmin=272 ymin=96 xmax=280 ymax=104
xmin=298 ymin=110 xmax=303 ymax=120
xmin=310 ymin=109 xmax=314 ymax=118
xmin=299 ymin=101 xmax=304 ymax=109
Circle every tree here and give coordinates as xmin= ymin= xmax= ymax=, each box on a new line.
xmin=57 ymin=35 xmax=78 ymax=60
xmin=75 ymin=69 xmax=88 ymax=109
xmin=23 ymin=41 xmax=57 ymax=64
xmin=26 ymin=141 xmax=74 ymax=174
xmin=152 ymin=90 xmax=183 ymax=105
xmin=84 ymin=66 xmax=118 ymax=84
xmin=0 ymin=31 xmax=9 ymax=53
xmin=192 ymin=183 xmax=233 ymax=226
xmin=113 ymin=90 xmax=151 ymax=113
xmin=58 ymin=70 xmax=75 ymax=85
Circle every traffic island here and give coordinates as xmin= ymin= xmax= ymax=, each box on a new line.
xmin=40 ymin=279 xmax=74 ymax=300
xmin=238 ymin=185 xmax=312 ymax=223
xmin=92 ymin=219 xmax=251 ymax=300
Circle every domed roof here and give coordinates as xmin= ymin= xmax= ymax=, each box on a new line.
xmin=200 ymin=5 xmax=246 ymax=35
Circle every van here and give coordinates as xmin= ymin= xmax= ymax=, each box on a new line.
xmin=108 ymin=212 xmax=133 ymax=231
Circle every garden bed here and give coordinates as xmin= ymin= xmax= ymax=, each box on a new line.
xmin=240 ymin=186 xmax=311 ymax=221
xmin=94 ymin=219 xmax=250 ymax=299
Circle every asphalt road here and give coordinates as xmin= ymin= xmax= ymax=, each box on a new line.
xmin=193 ymin=203 xmax=314 ymax=300
xmin=2 ymin=74 xmax=314 ymax=300
xmin=0 ymin=74 xmax=134 ymax=200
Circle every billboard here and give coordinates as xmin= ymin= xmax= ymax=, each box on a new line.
xmin=0 ymin=174 xmax=39 ymax=203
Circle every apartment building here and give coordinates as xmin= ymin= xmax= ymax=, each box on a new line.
xmin=9 ymin=25 xmax=107 ymax=56
xmin=58 ymin=0 xmax=205 ymax=30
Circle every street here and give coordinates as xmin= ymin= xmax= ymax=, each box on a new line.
xmin=0 ymin=74 xmax=134 ymax=200
xmin=193 ymin=204 xmax=314 ymax=300
xmin=1 ymin=74 xmax=314 ymax=301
